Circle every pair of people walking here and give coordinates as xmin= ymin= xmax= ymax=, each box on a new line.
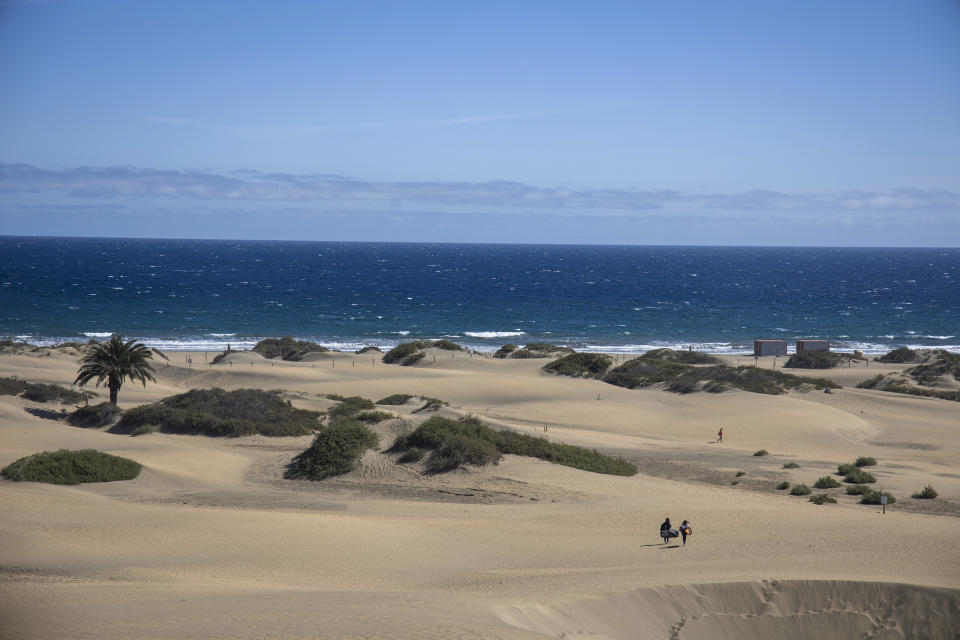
xmin=659 ymin=517 xmax=693 ymax=545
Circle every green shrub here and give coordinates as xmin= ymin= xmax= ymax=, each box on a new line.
xmin=602 ymin=358 xmax=693 ymax=389
xmin=837 ymin=463 xmax=857 ymax=476
xmin=784 ymin=351 xmax=843 ymax=369
xmin=327 ymin=396 xmax=376 ymax=419
xmin=809 ymin=493 xmax=837 ymax=505
xmin=426 ymin=434 xmax=502 ymax=473
xmin=0 ymin=377 xmax=26 ymax=396
xmin=2 ymin=449 xmax=141 ymax=485
xmin=905 ymin=350 xmax=960 ymax=385
xmin=753 ymin=449 xmax=769 ymax=456
xmin=665 ymin=377 xmax=700 ymax=394
xmin=524 ymin=342 xmax=575 ymax=354
xmin=356 ymin=346 xmax=381 ymax=354
xmin=130 ymin=424 xmax=159 ymax=437
xmin=493 ymin=344 xmax=518 ymax=358
xmin=844 ymin=469 xmax=877 ymax=484
xmin=412 ymin=397 xmax=447 ymax=413
xmin=393 ymin=415 xmax=636 ymax=476
xmin=431 ymin=339 xmax=464 ymax=351
xmin=401 ymin=351 xmax=426 ymax=366
xmin=859 ymin=489 xmax=896 ymax=505
xmin=876 ymin=347 xmax=918 ymax=363
xmin=790 ymin=484 xmax=812 ymax=496
xmin=776 ymin=481 xmax=791 ymax=490
xmin=542 ymin=353 xmax=613 ymax=378
xmin=253 ymin=337 xmax=328 ymax=361
xmin=68 ymin=402 xmax=122 ymax=428
xmin=353 ymin=410 xmax=394 ymax=424
xmin=0 ymin=377 xmax=86 ymax=403
xmin=397 ymin=448 xmax=425 ymax=464
xmin=911 ymin=485 xmax=938 ymax=499
xmin=845 ymin=484 xmax=871 ymax=495
xmin=114 ymin=388 xmax=320 ymax=437
xmin=382 ymin=341 xmax=431 ymax=364
xmin=857 ymin=374 xmax=886 ymax=389
xmin=855 ymin=456 xmax=877 ymax=467
xmin=782 ymin=462 xmax=800 ymax=469
xmin=376 ymin=394 xmax=415 ymax=405
xmin=639 ymin=348 xmax=722 ymax=364
xmin=284 ymin=420 xmax=380 ymax=480
xmin=735 ymin=470 xmax=745 ymax=477
xmin=814 ymin=476 xmax=842 ymax=489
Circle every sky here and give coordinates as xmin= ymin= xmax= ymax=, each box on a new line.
xmin=1 ymin=0 xmax=959 ymax=245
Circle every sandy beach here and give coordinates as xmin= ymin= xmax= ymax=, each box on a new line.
xmin=1 ymin=346 xmax=958 ymax=639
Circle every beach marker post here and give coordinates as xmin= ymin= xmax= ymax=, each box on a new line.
xmin=880 ymin=494 xmax=887 ymax=514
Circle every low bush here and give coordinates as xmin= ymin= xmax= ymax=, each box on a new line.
xmin=911 ymin=485 xmax=938 ymax=499
xmin=412 ymin=397 xmax=447 ymax=413
xmin=753 ymin=449 xmax=769 ymax=456
xmin=2 ymin=449 xmax=141 ymax=485
xmin=431 ymin=339 xmax=464 ymax=351
xmin=837 ymin=463 xmax=857 ymax=476
xmin=855 ymin=456 xmax=877 ymax=467
xmin=426 ymin=434 xmax=502 ymax=473
xmin=905 ymin=350 xmax=960 ymax=385
xmin=782 ymin=462 xmax=800 ymax=469
xmin=0 ymin=377 xmax=86 ymax=404
xmin=130 ymin=424 xmax=159 ymax=437
xmin=353 ymin=410 xmax=394 ymax=424
xmin=493 ymin=344 xmax=518 ymax=358
xmin=376 ymin=394 xmax=414 ymax=405
xmin=814 ymin=476 xmax=842 ymax=489
xmin=856 ymin=374 xmax=886 ymax=390
xmin=809 ymin=493 xmax=837 ymax=505
xmin=114 ymin=388 xmax=320 ymax=437
xmin=790 ymin=484 xmax=812 ymax=496
xmin=859 ymin=489 xmax=896 ymax=505
xmin=876 ymin=347 xmax=918 ymax=363
xmin=253 ymin=337 xmax=328 ymax=361
xmin=401 ymin=351 xmax=426 ymax=366
xmin=844 ymin=469 xmax=877 ymax=484
xmin=382 ymin=341 xmax=430 ymax=364
xmin=68 ymin=402 xmax=122 ymax=428
xmin=639 ymin=348 xmax=722 ymax=364
xmin=784 ymin=351 xmax=844 ymax=369
xmin=356 ymin=346 xmax=381 ymax=354
xmin=398 ymin=448 xmax=425 ymax=464
xmin=393 ymin=416 xmax=636 ymax=476
xmin=735 ymin=470 xmax=745 ymax=477
xmin=542 ymin=353 xmax=613 ymax=378
xmin=845 ymin=484 xmax=871 ymax=495
xmin=327 ymin=396 xmax=376 ymax=419
xmin=284 ymin=420 xmax=379 ymax=480
xmin=776 ymin=481 xmax=791 ymax=490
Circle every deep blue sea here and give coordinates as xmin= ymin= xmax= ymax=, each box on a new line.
xmin=1 ymin=237 xmax=958 ymax=354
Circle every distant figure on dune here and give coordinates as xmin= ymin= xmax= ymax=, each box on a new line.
xmin=680 ymin=520 xmax=692 ymax=546
xmin=717 ymin=427 xmax=723 ymax=443
xmin=660 ymin=517 xmax=672 ymax=544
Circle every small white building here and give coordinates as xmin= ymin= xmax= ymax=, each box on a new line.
xmin=796 ymin=340 xmax=830 ymax=352
xmin=754 ymin=339 xmax=788 ymax=356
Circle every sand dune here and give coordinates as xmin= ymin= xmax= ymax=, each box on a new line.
xmin=1 ymin=349 xmax=958 ymax=638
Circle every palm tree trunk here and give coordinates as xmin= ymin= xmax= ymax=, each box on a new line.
xmin=109 ymin=382 xmax=120 ymax=405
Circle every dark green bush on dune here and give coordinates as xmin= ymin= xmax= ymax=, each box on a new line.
xmin=640 ymin=348 xmax=722 ymax=364
xmin=382 ymin=341 xmax=431 ymax=364
xmin=784 ymin=350 xmax=845 ymax=369
xmin=876 ymin=347 xmax=918 ymax=363
xmin=376 ymin=394 xmax=415 ymax=405
xmin=68 ymin=402 xmax=122 ymax=428
xmin=326 ymin=396 xmax=375 ymax=419
xmin=393 ymin=416 xmax=637 ymax=476
xmin=113 ymin=388 xmax=320 ymax=437
xmin=542 ymin=353 xmax=613 ymax=378
xmin=253 ymin=337 xmax=328 ymax=361
xmin=493 ymin=344 xmax=518 ymax=358
xmin=0 ymin=377 xmax=87 ymax=404
xmin=2 ymin=449 xmax=141 ymax=485
xmin=905 ymin=350 xmax=960 ymax=385
xmin=284 ymin=420 xmax=380 ymax=480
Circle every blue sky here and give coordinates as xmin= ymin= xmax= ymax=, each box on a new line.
xmin=1 ymin=0 xmax=958 ymax=245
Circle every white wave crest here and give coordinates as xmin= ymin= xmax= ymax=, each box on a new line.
xmin=82 ymin=332 xmax=113 ymax=337
xmin=463 ymin=331 xmax=527 ymax=339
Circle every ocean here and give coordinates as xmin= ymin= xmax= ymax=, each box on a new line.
xmin=1 ymin=237 xmax=958 ymax=354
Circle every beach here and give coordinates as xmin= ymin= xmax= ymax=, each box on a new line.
xmin=1 ymin=345 xmax=958 ymax=639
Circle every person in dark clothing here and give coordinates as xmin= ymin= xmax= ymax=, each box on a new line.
xmin=679 ymin=520 xmax=692 ymax=546
xmin=660 ymin=517 xmax=672 ymax=544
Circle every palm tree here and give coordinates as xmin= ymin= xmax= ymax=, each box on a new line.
xmin=74 ymin=335 xmax=157 ymax=405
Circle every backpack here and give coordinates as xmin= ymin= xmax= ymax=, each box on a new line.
xmin=682 ymin=525 xmax=692 ymax=535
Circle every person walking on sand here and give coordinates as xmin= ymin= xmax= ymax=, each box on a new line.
xmin=660 ymin=517 xmax=672 ymax=544
xmin=717 ymin=427 xmax=723 ymax=443
xmin=679 ymin=520 xmax=692 ymax=546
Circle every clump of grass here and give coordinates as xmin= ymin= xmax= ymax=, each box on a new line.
xmin=856 ymin=374 xmax=886 ymax=389
xmin=809 ymin=493 xmax=837 ymax=505
xmin=789 ymin=484 xmax=812 ymax=496
xmin=837 ymin=463 xmax=857 ymax=476
xmin=776 ymin=481 xmax=791 ymax=490
xmin=844 ymin=469 xmax=877 ymax=484
xmin=114 ymin=388 xmax=320 ymax=437
xmin=905 ymin=350 xmax=960 ymax=385
xmin=382 ymin=341 xmax=431 ymax=364
xmin=845 ymin=484 xmax=871 ymax=495
xmin=735 ymin=470 xmax=745 ymax=477
xmin=782 ymin=462 xmax=800 ymax=469
xmin=731 ymin=480 xmax=740 ymax=485
xmin=412 ymin=397 xmax=447 ymax=413
xmin=814 ymin=476 xmax=842 ymax=489
xmin=397 ymin=448 xmax=425 ymax=464
xmin=542 ymin=353 xmax=613 ymax=378
xmin=431 ymin=339 xmax=465 ymax=351
xmin=253 ymin=337 xmax=328 ymax=361
xmin=284 ymin=420 xmax=379 ymax=481
xmin=2 ymin=449 xmax=142 ymax=485
xmin=859 ymin=489 xmax=896 ymax=505
xmin=392 ymin=416 xmax=636 ymax=476
xmin=875 ymin=346 xmax=918 ymax=363
xmin=0 ymin=377 xmax=87 ymax=404
xmin=911 ymin=485 xmax=938 ymax=499
xmin=855 ymin=456 xmax=877 ymax=467
xmin=427 ymin=434 xmax=502 ymax=473
xmin=376 ymin=394 xmax=415 ymax=405
xmin=353 ymin=410 xmax=394 ymax=424
xmin=753 ymin=449 xmax=769 ymax=456
xmin=130 ymin=424 xmax=159 ymax=437
xmin=641 ymin=348 xmax=722 ymax=364
xmin=784 ymin=351 xmax=844 ymax=369
xmin=68 ymin=402 xmax=122 ymax=428
xmin=493 ymin=344 xmax=518 ymax=358
xmin=327 ymin=396 xmax=376 ymax=419
xmin=355 ymin=346 xmax=381 ymax=354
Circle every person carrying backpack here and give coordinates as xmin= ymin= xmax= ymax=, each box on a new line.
xmin=679 ymin=520 xmax=693 ymax=546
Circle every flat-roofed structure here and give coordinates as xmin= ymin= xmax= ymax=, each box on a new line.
xmin=796 ymin=340 xmax=830 ymax=352
xmin=754 ymin=339 xmax=788 ymax=356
